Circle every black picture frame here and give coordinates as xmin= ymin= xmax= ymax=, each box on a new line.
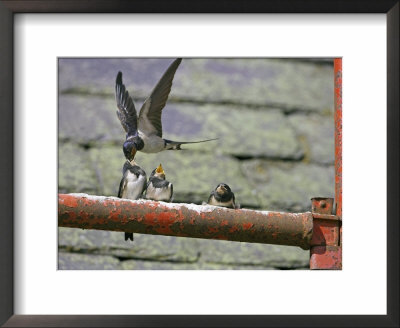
xmin=1 ymin=1 xmax=398 ymax=327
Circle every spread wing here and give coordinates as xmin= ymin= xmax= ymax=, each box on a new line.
xmin=169 ymin=183 xmax=173 ymax=202
xmin=138 ymin=58 xmax=182 ymax=138
xmin=115 ymin=71 xmax=138 ymax=137
xmin=207 ymin=191 xmax=215 ymax=204
xmin=151 ymin=178 xmax=170 ymax=189
xmin=117 ymin=176 xmax=126 ymax=198
xmin=118 ymin=162 xmax=130 ymax=197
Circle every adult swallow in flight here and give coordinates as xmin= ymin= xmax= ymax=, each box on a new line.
xmin=207 ymin=183 xmax=237 ymax=209
xmin=118 ymin=159 xmax=147 ymax=241
xmin=115 ymin=58 xmax=216 ymax=161
xmin=145 ymin=164 xmax=173 ymax=202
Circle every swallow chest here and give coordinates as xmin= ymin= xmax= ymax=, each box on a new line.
xmin=138 ymin=132 xmax=165 ymax=153
xmin=146 ymin=182 xmax=172 ymax=201
xmin=208 ymin=195 xmax=235 ymax=208
xmin=121 ymin=171 xmax=146 ymax=199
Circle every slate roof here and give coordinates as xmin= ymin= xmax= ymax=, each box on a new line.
xmin=58 ymin=58 xmax=334 ymax=270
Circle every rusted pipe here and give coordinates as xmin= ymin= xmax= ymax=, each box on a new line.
xmin=58 ymin=193 xmax=313 ymax=250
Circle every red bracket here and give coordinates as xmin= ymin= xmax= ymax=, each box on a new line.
xmin=310 ymin=197 xmax=342 ymax=269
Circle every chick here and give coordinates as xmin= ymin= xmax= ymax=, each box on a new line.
xmin=118 ymin=159 xmax=147 ymax=241
xmin=145 ymin=164 xmax=173 ymax=202
xmin=207 ymin=183 xmax=236 ymax=209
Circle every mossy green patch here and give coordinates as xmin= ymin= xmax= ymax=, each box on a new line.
xmin=193 ymin=238 xmax=309 ymax=268
xmin=161 ymin=104 xmax=302 ymax=160
xmin=288 ymin=113 xmax=334 ymax=165
xmin=120 ymin=259 xmax=279 ymax=270
xmin=241 ymin=160 xmax=335 ymax=212
xmin=58 ymin=252 xmax=120 ymax=270
xmin=59 ymin=228 xmax=309 ymax=270
xmin=87 ymin=146 xmax=126 ymax=196
xmin=58 ymin=142 xmax=98 ymax=194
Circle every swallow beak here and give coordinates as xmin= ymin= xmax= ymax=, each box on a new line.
xmin=156 ymin=163 xmax=165 ymax=175
xmin=123 ymin=140 xmax=137 ymax=161
xmin=130 ymin=148 xmax=137 ymax=161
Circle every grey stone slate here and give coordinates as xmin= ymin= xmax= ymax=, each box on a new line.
xmin=175 ymin=59 xmax=334 ymax=113
xmin=59 ymin=228 xmax=308 ymax=270
xmin=59 ymin=94 xmax=302 ymax=160
xmin=58 ymin=142 xmax=98 ymax=194
xmin=59 ymin=94 xmax=122 ymax=143
xmin=162 ymin=105 xmax=303 ymax=159
xmin=288 ymin=113 xmax=334 ymax=165
xmin=241 ymin=160 xmax=335 ymax=212
xmin=86 ymin=145 xmax=125 ymax=197
xmin=59 ymin=58 xmax=177 ymax=93
xmin=58 ymin=252 xmax=120 ymax=270
xmin=59 ymin=58 xmax=333 ymax=113
xmin=194 ymin=238 xmax=309 ymax=269
xmin=59 ymin=227 xmax=200 ymax=263
xmin=119 ymin=260 xmax=277 ymax=270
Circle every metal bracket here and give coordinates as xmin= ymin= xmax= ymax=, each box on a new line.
xmin=310 ymin=197 xmax=342 ymax=269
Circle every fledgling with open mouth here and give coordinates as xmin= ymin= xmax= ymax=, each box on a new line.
xmin=145 ymin=163 xmax=173 ymax=202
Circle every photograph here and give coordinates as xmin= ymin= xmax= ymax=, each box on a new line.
xmin=58 ymin=57 xmax=339 ymax=270
xmin=1 ymin=0 xmax=396 ymax=324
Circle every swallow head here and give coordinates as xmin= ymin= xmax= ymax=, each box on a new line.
xmin=123 ymin=140 xmax=137 ymax=161
xmin=133 ymin=137 xmax=144 ymax=151
xmin=151 ymin=163 xmax=166 ymax=180
xmin=216 ymin=183 xmax=231 ymax=196
xmin=123 ymin=137 xmax=144 ymax=161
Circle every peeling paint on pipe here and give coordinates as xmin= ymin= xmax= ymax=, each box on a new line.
xmin=58 ymin=193 xmax=313 ymax=250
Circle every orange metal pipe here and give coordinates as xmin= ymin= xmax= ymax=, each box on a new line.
xmin=58 ymin=193 xmax=314 ymax=250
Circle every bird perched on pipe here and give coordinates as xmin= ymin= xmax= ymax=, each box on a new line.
xmin=118 ymin=159 xmax=147 ymax=241
xmin=145 ymin=164 xmax=173 ymax=202
xmin=115 ymin=58 xmax=217 ymax=161
xmin=207 ymin=183 xmax=237 ymax=209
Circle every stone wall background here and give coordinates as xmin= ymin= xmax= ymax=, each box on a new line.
xmin=58 ymin=58 xmax=334 ymax=270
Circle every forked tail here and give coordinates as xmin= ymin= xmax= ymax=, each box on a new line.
xmin=164 ymin=138 xmax=218 ymax=150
